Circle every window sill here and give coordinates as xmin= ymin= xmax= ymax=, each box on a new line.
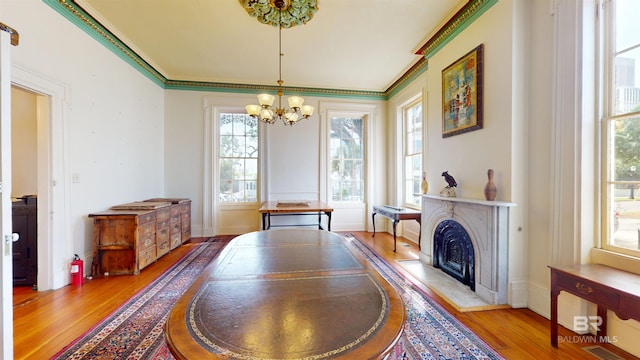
xmin=591 ymin=248 xmax=640 ymax=275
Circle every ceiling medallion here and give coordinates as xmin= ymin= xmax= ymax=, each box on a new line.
xmin=239 ymin=0 xmax=318 ymax=28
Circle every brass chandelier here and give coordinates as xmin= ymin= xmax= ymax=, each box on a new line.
xmin=245 ymin=0 xmax=314 ymax=126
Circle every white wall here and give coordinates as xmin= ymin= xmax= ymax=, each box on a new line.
xmin=11 ymin=86 xmax=37 ymax=197
xmin=525 ymin=0 xmax=555 ymax=317
xmin=390 ymin=0 xmax=530 ymax=306
xmin=388 ymin=0 xmax=640 ymax=355
xmin=164 ymin=90 xmax=387 ymax=236
xmin=3 ymin=0 xmax=165 ymax=288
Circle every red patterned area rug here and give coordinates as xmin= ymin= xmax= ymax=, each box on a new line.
xmin=51 ymin=238 xmax=229 ymax=360
xmin=344 ymin=233 xmax=503 ymax=360
xmin=52 ymin=233 xmax=503 ymax=360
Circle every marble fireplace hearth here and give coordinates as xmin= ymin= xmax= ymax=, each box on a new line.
xmin=420 ymin=194 xmax=516 ymax=305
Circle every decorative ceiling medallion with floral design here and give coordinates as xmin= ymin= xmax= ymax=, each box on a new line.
xmin=239 ymin=0 xmax=318 ymax=28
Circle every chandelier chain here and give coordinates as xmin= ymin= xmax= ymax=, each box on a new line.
xmin=244 ymin=0 xmax=314 ymax=126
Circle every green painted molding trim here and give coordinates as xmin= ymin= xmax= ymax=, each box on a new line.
xmin=385 ymin=57 xmax=429 ymax=99
xmin=43 ymin=0 xmax=496 ymax=100
xmin=415 ymin=0 xmax=499 ymax=59
xmin=164 ymin=80 xmax=387 ymax=100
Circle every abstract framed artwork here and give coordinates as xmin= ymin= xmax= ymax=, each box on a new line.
xmin=442 ymin=44 xmax=483 ymax=138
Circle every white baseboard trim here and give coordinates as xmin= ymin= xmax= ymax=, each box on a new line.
xmin=509 ymin=280 xmax=529 ymax=308
xmin=527 ymin=281 xmax=550 ymax=319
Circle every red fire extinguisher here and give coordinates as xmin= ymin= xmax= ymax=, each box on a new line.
xmin=70 ymin=254 xmax=84 ymax=286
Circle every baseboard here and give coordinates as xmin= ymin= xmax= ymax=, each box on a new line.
xmin=509 ymin=280 xmax=528 ymax=308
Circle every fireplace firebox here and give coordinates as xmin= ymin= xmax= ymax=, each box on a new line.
xmin=433 ymin=219 xmax=475 ymax=290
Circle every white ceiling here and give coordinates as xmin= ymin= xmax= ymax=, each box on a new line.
xmin=74 ymin=0 xmax=466 ymax=93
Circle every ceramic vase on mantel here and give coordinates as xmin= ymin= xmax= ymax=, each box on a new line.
xmin=484 ymin=169 xmax=497 ymax=201
xmin=421 ymin=172 xmax=429 ymax=194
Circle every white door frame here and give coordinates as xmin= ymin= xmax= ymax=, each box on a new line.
xmin=0 ymin=23 xmax=16 ymax=360
xmin=12 ymin=64 xmax=71 ymax=292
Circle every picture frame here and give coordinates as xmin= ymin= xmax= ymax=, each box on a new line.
xmin=442 ymin=44 xmax=483 ymax=138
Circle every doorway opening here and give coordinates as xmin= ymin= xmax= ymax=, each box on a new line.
xmin=11 ymin=86 xmax=39 ymax=289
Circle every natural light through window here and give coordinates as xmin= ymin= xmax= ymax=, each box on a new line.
xmin=403 ymin=99 xmax=422 ymax=208
xmin=603 ymin=0 xmax=640 ymax=257
xmin=329 ymin=117 xmax=364 ymax=202
xmin=218 ymin=113 xmax=258 ymax=204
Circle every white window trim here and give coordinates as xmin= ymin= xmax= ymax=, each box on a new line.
xmin=202 ymin=96 xmax=266 ymax=236
xmin=318 ymin=102 xmax=377 ymax=206
xmin=398 ymin=94 xmax=423 ymax=210
xmin=599 ymin=0 xmax=640 ymax=261
xmin=589 ymin=0 xmax=640 ymax=271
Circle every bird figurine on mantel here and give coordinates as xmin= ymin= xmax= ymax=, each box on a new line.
xmin=440 ymin=171 xmax=458 ymax=197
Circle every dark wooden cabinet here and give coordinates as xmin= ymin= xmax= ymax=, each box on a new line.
xmin=144 ymin=198 xmax=191 ymax=247
xmin=155 ymin=206 xmax=171 ymax=258
xmin=89 ymin=199 xmax=191 ymax=277
xmin=12 ymin=196 xmax=37 ymax=287
xmin=89 ymin=209 xmax=158 ymax=276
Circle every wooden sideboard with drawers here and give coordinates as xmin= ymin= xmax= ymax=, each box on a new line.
xmin=89 ymin=198 xmax=191 ymax=276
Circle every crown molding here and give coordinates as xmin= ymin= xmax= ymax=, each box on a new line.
xmin=44 ymin=0 xmax=496 ymax=100
xmin=415 ymin=0 xmax=498 ymax=59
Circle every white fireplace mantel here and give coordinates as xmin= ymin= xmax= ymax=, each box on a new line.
xmin=421 ymin=194 xmax=516 ymax=305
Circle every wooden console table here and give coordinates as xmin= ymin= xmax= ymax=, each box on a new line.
xmin=372 ymin=205 xmax=421 ymax=252
xmin=258 ymin=200 xmax=333 ymax=231
xmin=549 ymin=264 xmax=640 ymax=347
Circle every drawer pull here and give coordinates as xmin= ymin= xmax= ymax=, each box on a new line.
xmin=575 ymin=282 xmax=593 ymax=295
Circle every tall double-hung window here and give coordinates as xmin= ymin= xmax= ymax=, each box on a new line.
xmin=402 ymin=99 xmax=423 ymax=208
xmin=329 ymin=116 xmax=364 ymax=202
xmin=218 ymin=113 xmax=259 ymax=204
xmin=602 ymin=0 xmax=640 ymax=257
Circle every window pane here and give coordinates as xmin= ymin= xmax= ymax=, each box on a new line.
xmin=220 ymin=114 xmax=234 ymax=135
xmin=407 ymin=129 xmax=422 ymax=155
xmin=614 ymin=48 xmax=640 ymax=115
xmin=402 ymin=99 xmax=423 ymax=208
xmin=604 ymin=1 xmax=640 ymax=256
xmin=615 ymin=0 xmax=640 ymax=52
xmin=613 ymin=117 xmax=640 ymax=182
xmin=245 ymin=158 xmax=258 ymax=179
xmin=352 ymin=138 xmax=362 ymax=158
xmin=329 ymin=117 xmax=364 ymax=202
xmin=350 ymin=118 xmax=363 ymax=139
xmin=407 ymin=131 xmax=417 ymax=154
xmin=246 ymin=136 xmax=258 ymax=158
xmin=232 ymin=116 xmax=246 ymax=135
xmin=404 ymin=157 xmax=413 ymax=180
xmin=219 ymin=159 xmax=233 ymax=201
xmin=218 ymin=113 xmax=259 ymax=203
xmin=219 ymin=135 xmax=233 ymax=157
xmin=609 ymin=115 xmax=640 ymax=251
xmin=234 ymin=136 xmax=247 ymax=157
xmin=610 ymin=182 xmax=640 ymax=252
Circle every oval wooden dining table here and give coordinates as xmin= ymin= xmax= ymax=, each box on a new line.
xmin=165 ymin=229 xmax=405 ymax=359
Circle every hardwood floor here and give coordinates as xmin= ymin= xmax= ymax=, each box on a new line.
xmin=13 ymin=231 xmax=639 ymax=360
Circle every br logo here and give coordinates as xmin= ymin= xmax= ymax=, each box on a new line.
xmin=573 ymin=316 xmax=602 ymax=332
